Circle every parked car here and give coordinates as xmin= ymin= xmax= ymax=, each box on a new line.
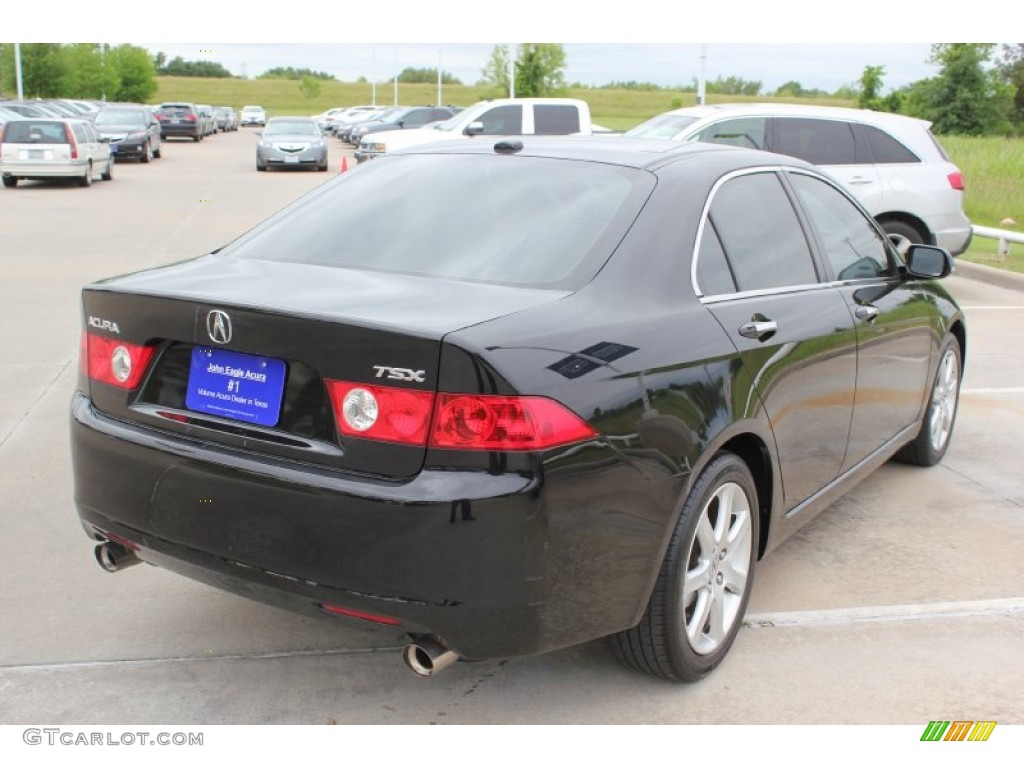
xmin=155 ymin=103 xmax=203 ymax=142
xmin=213 ymin=107 xmax=238 ymax=132
xmin=624 ymin=103 xmax=972 ymax=255
xmin=195 ymin=105 xmax=217 ymax=137
xmin=72 ymin=137 xmax=963 ymax=682
xmin=1 ymin=117 xmax=113 ymax=187
xmin=94 ymin=105 xmax=162 ymax=163
xmin=240 ymin=105 xmax=267 ymax=127
xmin=350 ymin=106 xmax=457 ymax=159
xmin=255 ymin=116 xmax=328 ymax=171
xmin=335 ymin=108 xmax=398 ymax=143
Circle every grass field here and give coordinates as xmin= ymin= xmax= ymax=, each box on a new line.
xmin=154 ymin=76 xmax=1024 ymax=271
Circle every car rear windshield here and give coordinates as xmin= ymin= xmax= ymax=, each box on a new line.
xmin=159 ymin=105 xmax=194 ymax=117
xmin=224 ymin=153 xmax=654 ymax=289
xmin=2 ymin=121 xmax=68 ymax=144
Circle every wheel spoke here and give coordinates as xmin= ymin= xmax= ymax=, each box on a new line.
xmin=695 ymin=514 xmax=715 ymax=555
xmin=683 ymin=559 xmax=711 ymax=598
xmin=707 ymin=584 xmax=728 ymax=645
xmin=685 ymin=589 xmax=712 ymax=645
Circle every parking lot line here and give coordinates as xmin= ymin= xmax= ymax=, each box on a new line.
xmin=745 ymin=596 xmax=1024 ymax=629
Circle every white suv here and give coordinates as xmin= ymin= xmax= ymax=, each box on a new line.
xmin=625 ymin=104 xmax=971 ymax=255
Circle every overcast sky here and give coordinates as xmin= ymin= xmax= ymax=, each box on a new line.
xmin=136 ymin=43 xmax=940 ymax=94
xmin=12 ymin=2 xmax=1007 ymax=94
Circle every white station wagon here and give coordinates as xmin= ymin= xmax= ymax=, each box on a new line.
xmin=0 ymin=117 xmax=114 ymax=188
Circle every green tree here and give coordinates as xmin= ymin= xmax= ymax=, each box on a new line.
xmin=298 ymin=74 xmax=322 ymax=100
xmin=109 ymin=44 xmax=157 ymax=103
xmin=774 ymin=80 xmax=806 ymax=98
xmin=63 ymin=44 xmax=120 ymax=99
xmin=259 ymin=66 xmax=334 ymax=81
xmin=160 ymin=56 xmax=234 ymax=78
xmin=999 ymin=43 xmax=1024 ymax=131
xmin=514 ymin=43 xmax=566 ymax=97
xmin=397 ymin=67 xmax=461 ymax=85
xmin=858 ymin=65 xmax=885 ymax=110
xmin=912 ymin=44 xmax=1012 ymax=135
xmin=480 ymin=44 xmax=512 ymax=96
xmin=8 ymin=43 xmax=69 ymax=97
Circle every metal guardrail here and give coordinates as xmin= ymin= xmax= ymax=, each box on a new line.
xmin=973 ymin=225 xmax=1024 ymax=255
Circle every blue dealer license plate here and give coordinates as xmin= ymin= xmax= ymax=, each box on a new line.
xmin=186 ymin=347 xmax=286 ymax=427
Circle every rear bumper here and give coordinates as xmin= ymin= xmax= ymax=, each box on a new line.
xmin=71 ymin=392 xmax=672 ymax=660
xmin=160 ymin=125 xmax=200 ymax=138
xmin=1 ymin=160 xmax=88 ymax=178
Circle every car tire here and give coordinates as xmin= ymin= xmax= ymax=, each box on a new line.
xmin=78 ymin=163 xmax=93 ymax=187
xmin=880 ymin=220 xmax=926 ymax=257
xmin=1 ymin=174 xmax=16 ymax=188
xmin=193 ymin=134 xmax=201 ymax=143
xmin=256 ymin=163 xmax=266 ymax=172
xmin=141 ymin=141 xmax=152 ymax=163
xmin=895 ymin=335 xmax=962 ymax=467
xmin=153 ymin=143 xmax=161 ymax=159
xmin=101 ymin=158 xmax=114 ymax=181
xmin=318 ymin=160 xmax=328 ymax=172
xmin=610 ymin=451 xmax=758 ymax=682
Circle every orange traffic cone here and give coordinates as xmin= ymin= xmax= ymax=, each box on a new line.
xmin=340 ymin=156 xmax=348 ymax=173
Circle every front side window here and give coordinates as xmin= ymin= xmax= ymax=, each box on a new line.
xmin=695 ymin=117 xmax=767 ymax=150
xmin=473 ymin=106 xmax=523 ymax=135
xmin=703 ymin=172 xmax=818 ymax=292
xmin=788 ymin=173 xmax=894 ymax=281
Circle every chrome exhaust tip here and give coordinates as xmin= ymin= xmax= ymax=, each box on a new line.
xmin=94 ymin=541 xmax=140 ymax=573
xmin=402 ymin=636 xmax=459 ymax=677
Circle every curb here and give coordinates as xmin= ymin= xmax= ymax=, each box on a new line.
xmin=953 ymin=259 xmax=1024 ymax=293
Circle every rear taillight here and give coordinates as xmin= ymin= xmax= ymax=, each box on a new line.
xmin=324 ymin=380 xmax=597 ymax=451
xmin=948 ymin=171 xmax=965 ymax=191
xmin=185 ymin=114 xmax=197 ymax=122
xmin=155 ymin=113 xmax=165 ymax=121
xmin=84 ymin=332 xmax=155 ymax=389
xmin=325 ymin=380 xmax=434 ymax=445
xmin=64 ymin=122 xmax=78 ymax=159
xmin=432 ymin=394 xmax=597 ymax=451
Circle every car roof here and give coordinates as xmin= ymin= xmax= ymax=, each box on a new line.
xmin=656 ymin=102 xmax=931 ymax=129
xmin=399 ymin=135 xmax=812 ymax=173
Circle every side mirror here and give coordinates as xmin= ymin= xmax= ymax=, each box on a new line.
xmin=464 ymin=121 xmax=484 ymax=136
xmin=904 ymin=244 xmax=953 ymax=280
xmin=99 ymin=136 xmax=111 ymax=143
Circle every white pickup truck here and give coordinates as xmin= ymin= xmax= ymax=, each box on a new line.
xmin=355 ymin=97 xmax=593 ymax=162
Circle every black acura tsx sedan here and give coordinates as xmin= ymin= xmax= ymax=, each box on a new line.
xmin=72 ymin=137 xmax=964 ymax=682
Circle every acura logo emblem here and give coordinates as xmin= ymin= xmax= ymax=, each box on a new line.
xmin=206 ymin=310 xmax=232 ymax=345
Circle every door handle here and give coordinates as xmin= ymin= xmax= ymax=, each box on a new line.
xmin=738 ymin=320 xmax=778 ymax=340
xmin=847 ymin=177 xmax=874 ymax=186
xmin=855 ymin=305 xmax=881 ymax=322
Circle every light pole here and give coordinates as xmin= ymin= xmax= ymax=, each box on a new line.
xmin=14 ymin=42 xmax=24 ymax=100
xmin=697 ymin=44 xmax=707 ymax=106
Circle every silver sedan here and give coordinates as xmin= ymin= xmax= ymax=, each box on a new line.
xmin=256 ymin=117 xmax=328 ymax=172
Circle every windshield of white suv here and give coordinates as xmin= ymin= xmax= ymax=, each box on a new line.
xmin=625 ymin=115 xmax=699 ymax=140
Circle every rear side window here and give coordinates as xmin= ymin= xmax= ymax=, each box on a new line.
xmin=695 ymin=220 xmax=738 ymax=296
xmin=773 ymin=118 xmax=858 ymax=165
xmin=862 ymin=124 xmax=920 ymax=164
xmin=2 ymin=121 xmax=67 ymax=144
xmin=705 ymin=173 xmax=818 ymax=291
xmin=534 ymin=105 xmax=581 ymax=134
